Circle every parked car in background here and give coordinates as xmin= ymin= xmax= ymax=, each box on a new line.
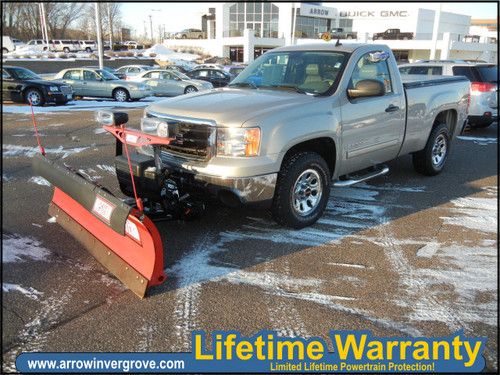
xmin=2 ymin=66 xmax=73 ymax=106
xmin=50 ymin=39 xmax=79 ymax=53
xmin=163 ymin=65 xmax=191 ymax=74
xmin=123 ymin=41 xmax=140 ymax=49
xmin=78 ymin=40 xmax=97 ymax=52
xmin=373 ymin=29 xmax=413 ymax=40
xmin=52 ymin=68 xmax=151 ymax=102
xmin=115 ymin=65 xmax=155 ymax=79
xmin=84 ymin=66 xmax=127 ymax=80
xmin=24 ymin=39 xmax=50 ymax=51
xmin=2 ymin=36 xmax=25 ymax=53
xmin=224 ymin=65 xmax=247 ymax=77
xmin=174 ymin=28 xmax=205 ymax=39
xmin=129 ymin=69 xmax=213 ymax=96
xmin=193 ymin=63 xmax=225 ymax=70
xmin=399 ymin=61 xmax=498 ymax=127
xmin=186 ymin=68 xmax=233 ymax=87
xmin=319 ymin=28 xmax=357 ymax=40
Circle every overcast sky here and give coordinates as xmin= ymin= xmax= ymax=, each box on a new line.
xmin=121 ymin=2 xmax=498 ymax=36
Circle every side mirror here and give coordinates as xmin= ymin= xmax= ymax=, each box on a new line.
xmin=347 ymin=79 xmax=385 ymax=99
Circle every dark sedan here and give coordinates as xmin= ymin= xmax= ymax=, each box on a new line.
xmin=186 ymin=68 xmax=233 ymax=87
xmin=2 ymin=66 xmax=73 ymax=106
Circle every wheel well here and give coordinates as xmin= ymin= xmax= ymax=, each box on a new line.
xmin=434 ymin=110 xmax=457 ymax=135
xmin=283 ymin=137 xmax=336 ymax=176
xmin=23 ymin=86 xmax=41 ymax=96
xmin=113 ymin=87 xmax=129 ymax=95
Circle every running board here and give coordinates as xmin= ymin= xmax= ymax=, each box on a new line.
xmin=333 ymin=165 xmax=389 ymax=187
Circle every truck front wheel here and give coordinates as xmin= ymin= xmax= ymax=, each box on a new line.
xmin=412 ymin=123 xmax=450 ymax=176
xmin=272 ymin=152 xmax=330 ymax=228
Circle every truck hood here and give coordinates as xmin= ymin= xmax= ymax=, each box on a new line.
xmin=146 ymin=88 xmax=319 ymax=126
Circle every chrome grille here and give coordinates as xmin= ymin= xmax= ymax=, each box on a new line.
xmin=60 ymin=86 xmax=72 ymax=95
xmin=147 ymin=112 xmax=215 ymax=161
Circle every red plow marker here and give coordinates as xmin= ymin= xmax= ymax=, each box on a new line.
xmin=31 ymin=107 xmax=173 ymax=298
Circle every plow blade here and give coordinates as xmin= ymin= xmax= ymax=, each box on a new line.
xmin=33 ymin=155 xmax=166 ymax=298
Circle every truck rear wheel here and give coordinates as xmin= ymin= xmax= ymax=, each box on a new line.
xmin=413 ymin=123 xmax=450 ymax=176
xmin=271 ymin=152 xmax=330 ymax=228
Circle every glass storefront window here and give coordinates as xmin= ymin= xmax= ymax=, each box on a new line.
xmin=228 ymin=2 xmax=279 ymax=38
xmin=295 ymin=15 xmax=329 ymax=38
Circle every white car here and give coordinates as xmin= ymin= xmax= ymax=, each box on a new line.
xmin=77 ymin=40 xmax=97 ymax=52
xmin=115 ymin=65 xmax=156 ymax=79
xmin=129 ymin=69 xmax=213 ymax=96
xmin=123 ymin=41 xmax=140 ymax=49
xmin=2 ymin=36 xmax=25 ymax=53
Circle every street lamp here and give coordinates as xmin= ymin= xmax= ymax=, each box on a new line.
xmin=148 ymin=9 xmax=161 ymax=44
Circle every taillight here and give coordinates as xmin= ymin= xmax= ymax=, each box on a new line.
xmin=471 ymin=82 xmax=495 ymax=92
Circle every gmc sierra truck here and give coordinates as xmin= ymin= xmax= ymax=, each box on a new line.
xmin=373 ymin=29 xmax=414 ymax=40
xmin=119 ymin=43 xmax=469 ymax=228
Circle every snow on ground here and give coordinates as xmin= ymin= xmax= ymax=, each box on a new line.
xmin=2 ymin=234 xmax=51 ymax=263
xmin=3 ymin=283 xmax=44 ymax=300
xmin=2 ymin=96 xmax=166 ymax=114
xmin=3 ymin=144 xmax=90 ymax=159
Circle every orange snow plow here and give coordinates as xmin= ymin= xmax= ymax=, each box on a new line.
xmin=30 ymin=109 xmax=192 ymax=298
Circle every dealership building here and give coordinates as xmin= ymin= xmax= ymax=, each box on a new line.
xmin=163 ymin=2 xmax=498 ymax=63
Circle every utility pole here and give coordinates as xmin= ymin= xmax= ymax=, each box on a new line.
xmin=94 ymin=3 xmax=104 ymax=69
xmin=107 ymin=3 xmax=113 ymax=48
xmin=148 ymin=15 xmax=153 ymax=44
xmin=40 ymin=3 xmax=50 ymax=49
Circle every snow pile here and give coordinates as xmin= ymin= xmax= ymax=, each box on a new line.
xmin=143 ymin=43 xmax=199 ymax=68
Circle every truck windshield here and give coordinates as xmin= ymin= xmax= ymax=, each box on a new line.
xmin=230 ymin=50 xmax=348 ymax=95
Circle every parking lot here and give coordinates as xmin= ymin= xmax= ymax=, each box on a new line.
xmin=2 ymin=105 xmax=498 ymax=372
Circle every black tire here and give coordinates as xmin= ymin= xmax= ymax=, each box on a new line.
xmin=271 ymin=152 xmax=330 ymax=228
xmin=184 ymin=85 xmax=198 ymax=94
xmin=85 ymin=47 xmax=92 ymax=52
xmin=412 ymin=123 xmax=450 ymax=176
xmin=63 ymin=47 xmax=70 ymax=53
xmin=24 ymin=88 xmax=45 ymax=106
xmin=182 ymin=34 xmax=187 ymax=39
xmin=113 ymin=88 xmax=130 ymax=102
xmin=2 ymin=47 xmax=8 ymax=54
xmin=198 ymin=35 xmax=203 ymax=39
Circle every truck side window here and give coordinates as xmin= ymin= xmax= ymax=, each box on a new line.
xmin=350 ymin=52 xmax=393 ymax=94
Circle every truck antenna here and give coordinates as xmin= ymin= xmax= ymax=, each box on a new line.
xmin=335 ymin=38 xmax=342 ymax=46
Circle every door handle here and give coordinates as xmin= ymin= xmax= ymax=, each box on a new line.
xmin=385 ymin=104 xmax=399 ymax=112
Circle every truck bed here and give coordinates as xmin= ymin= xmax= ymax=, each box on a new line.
xmin=401 ymin=74 xmax=470 ymax=89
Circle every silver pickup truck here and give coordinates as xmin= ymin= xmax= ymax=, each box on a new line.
xmin=127 ymin=43 xmax=469 ymax=228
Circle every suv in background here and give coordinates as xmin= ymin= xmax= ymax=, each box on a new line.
xmin=78 ymin=40 xmax=96 ymax=52
xmin=50 ymin=39 xmax=79 ymax=53
xmin=175 ymin=29 xmax=205 ymax=39
xmin=2 ymin=36 xmax=25 ymax=53
xmin=25 ymin=39 xmax=50 ymax=51
xmin=399 ymin=61 xmax=498 ymax=127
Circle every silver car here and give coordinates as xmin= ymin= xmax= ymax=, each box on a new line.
xmin=53 ymin=68 xmax=152 ymax=102
xmin=399 ymin=61 xmax=498 ymax=128
xmin=115 ymin=65 xmax=155 ymax=79
xmin=130 ymin=69 xmax=213 ymax=96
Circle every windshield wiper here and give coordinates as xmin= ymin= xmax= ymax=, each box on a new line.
xmin=264 ymin=84 xmax=309 ymax=94
xmin=229 ymin=81 xmax=257 ymax=89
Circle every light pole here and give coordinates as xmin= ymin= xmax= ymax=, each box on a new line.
xmin=94 ymin=3 xmax=104 ymax=69
xmin=107 ymin=2 xmax=113 ymax=49
xmin=148 ymin=9 xmax=161 ymax=44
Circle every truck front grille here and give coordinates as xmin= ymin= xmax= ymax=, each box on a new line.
xmin=146 ymin=112 xmax=215 ymax=161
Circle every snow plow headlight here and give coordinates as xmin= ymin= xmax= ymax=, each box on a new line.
xmin=95 ymin=110 xmax=129 ymax=126
xmin=140 ymin=117 xmax=169 ymax=137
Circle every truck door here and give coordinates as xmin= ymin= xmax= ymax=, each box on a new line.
xmin=339 ymin=51 xmax=405 ymax=175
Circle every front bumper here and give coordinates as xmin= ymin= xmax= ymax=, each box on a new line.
xmin=115 ymin=152 xmax=277 ymax=205
xmin=129 ymin=89 xmax=152 ymax=99
xmin=46 ymin=92 xmax=73 ymax=103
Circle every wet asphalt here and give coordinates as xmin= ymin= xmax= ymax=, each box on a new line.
xmin=2 ymin=105 xmax=498 ymax=372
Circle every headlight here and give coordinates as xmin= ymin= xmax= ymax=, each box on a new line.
xmin=49 ymin=86 xmax=60 ymax=92
xmin=217 ymin=127 xmax=260 ymax=157
xmin=140 ymin=117 xmax=169 ymax=137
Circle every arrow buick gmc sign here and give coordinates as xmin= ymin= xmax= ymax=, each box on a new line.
xmin=339 ymin=10 xmax=409 ymax=17
xmin=300 ymin=3 xmax=337 ymax=19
